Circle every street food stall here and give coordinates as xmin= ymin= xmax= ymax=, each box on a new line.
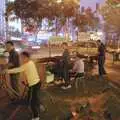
xmin=35 ymin=53 xmax=95 ymax=84
xmin=35 ymin=56 xmax=62 ymax=83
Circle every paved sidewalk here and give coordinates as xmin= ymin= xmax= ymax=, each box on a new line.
xmin=93 ymin=58 xmax=120 ymax=87
xmin=0 ymin=56 xmax=120 ymax=120
xmin=106 ymin=61 xmax=120 ymax=89
xmin=106 ymin=54 xmax=120 ymax=85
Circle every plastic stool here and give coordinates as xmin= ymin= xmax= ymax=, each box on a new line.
xmin=75 ymin=76 xmax=85 ymax=91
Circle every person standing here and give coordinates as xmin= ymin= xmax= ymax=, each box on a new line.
xmin=5 ymin=41 xmax=20 ymax=98
xmin=61 ymin=42 xmax=71 ymax=90
xmin=7 ymin=51 xmax=41 ymax=120
xmin=97 ymin=40 xmax=106 ymax=79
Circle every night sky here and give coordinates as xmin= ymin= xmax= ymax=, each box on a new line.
xmin=80 ymin=0 xmax=105 ymax=11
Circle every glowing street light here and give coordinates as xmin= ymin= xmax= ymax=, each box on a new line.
xmin=112 ymin=3 xmax=120 ymax=8
xmin=116 ymin=4 xmax=120 ymax=8
xmin=56 ymin=0 xmax=62 ymax=3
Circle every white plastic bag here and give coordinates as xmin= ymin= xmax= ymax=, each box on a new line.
xmin=46 ymin=71 xmax=54 ymax=83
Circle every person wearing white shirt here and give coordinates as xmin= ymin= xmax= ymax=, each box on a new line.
xmin=72 ymin=54 xmax=85 ymax=78
xmin=7 ymin=51 xmax=41 ymax=120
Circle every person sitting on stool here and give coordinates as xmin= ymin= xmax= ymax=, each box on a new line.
xmin=72 ymin=54 xmax=85 ymax=80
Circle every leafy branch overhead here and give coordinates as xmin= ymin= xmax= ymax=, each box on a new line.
xmin=6 ymin=0 xmax=79 ymax=21
xmin=101 ymin=0 xmax=120 ymax=33
xmin=73 ymin=7 xmax=99 ymax=31
xmin=107 ymin=0 xmax=120 ymax=5
xmin=6 ymin=0 xmax=99 ymax=32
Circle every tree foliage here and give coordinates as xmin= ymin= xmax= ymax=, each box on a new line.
xmin=6 ymin=0 xmax=100 ymax=33
xmin=107 ymin=0 xmax=120 ymax=5
xmin=6 ymin=0 xmax=79 ymax=22
xmin=101 ymin=0 xmax=120 ymax=34
xmin=73 ymin=7 xmax=99 ymax=32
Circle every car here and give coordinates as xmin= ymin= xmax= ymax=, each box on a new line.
xmin=0 ymin=43 xmax=5 ymax=56
xmin=107 ymin=41 xmax=120 ymax=53
xmin=29 ymin=42 xmax=40 ymax=51
xmin=0 ymin=40 xmax=33 ymax=55
xmin=70 ymin=41 xmax=98 ymax=61
xmin=11 ymin=40 xmax=32 ymax=53
xmin=106 ymin=41 xmax=120 ymax=61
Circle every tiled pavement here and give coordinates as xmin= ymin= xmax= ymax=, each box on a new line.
xmin=0 ymin=58 xmax=120 ymax=120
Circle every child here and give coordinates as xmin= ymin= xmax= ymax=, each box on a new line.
xmin=72 ymin=54 xmax=84 ymax=78
xmin=7 ymin=51 xmax=41 ymax=120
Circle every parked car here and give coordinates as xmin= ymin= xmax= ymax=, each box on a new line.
xmin=70 ymin=41 xmax=98 ymax=60
xmin=11 ymin=40 xmax=32 ymax=53
xmin=106 ymin=41 xmax=120 ymax=53
xmin=0 ymin=40 xmax=34 ymax=55
xmin=106 ymin=41 xmax=120 ymax=61
xmin=29 ymin=41 xmax=40 ymax=51
xmin=0 ymin=43 xmax=5 ymax=56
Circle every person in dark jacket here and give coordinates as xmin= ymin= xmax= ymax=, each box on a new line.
xmin=61 ymin=42 xmax=71 ymax=90
xmin=97 ymin=40 xmax=106 ymax=79
xmin=5 ymin=41 xmax=20 ymax=99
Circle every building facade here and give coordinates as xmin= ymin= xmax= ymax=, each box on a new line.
xmin=0 ymin=0 xmax=7 ymax=40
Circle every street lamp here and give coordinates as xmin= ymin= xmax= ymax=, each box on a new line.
xmin=112 ymin=3 xmax=120 ymax=8
xmin=56 ymin=0 xmax=62 ymax=4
